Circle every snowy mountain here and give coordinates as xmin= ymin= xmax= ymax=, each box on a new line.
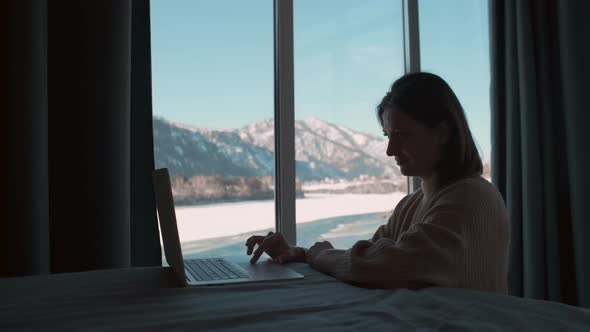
xmin=153 ymin=116 xmax=400 ymax=182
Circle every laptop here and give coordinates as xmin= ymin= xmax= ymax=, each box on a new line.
xmin=152 ymin=168 xmax=304 ymax=287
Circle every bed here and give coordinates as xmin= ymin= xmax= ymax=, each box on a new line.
xmin=1 ymin=262 xmax=589 ymax=331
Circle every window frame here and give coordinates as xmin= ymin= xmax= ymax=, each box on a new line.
xmin=274 ymin=0 xmax=296 ymax=245
xmin=402 ymin=0 xmax=422 ymax=193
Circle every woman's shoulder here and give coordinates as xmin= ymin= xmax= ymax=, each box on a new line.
xmin=435 ymin=176 xmax=504 ymax=206
xmin=428 ymin=176 xmax=508 ymax=232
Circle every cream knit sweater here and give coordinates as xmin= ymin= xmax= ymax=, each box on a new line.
xmin=309 ymin=176 xmax=510 ymax=293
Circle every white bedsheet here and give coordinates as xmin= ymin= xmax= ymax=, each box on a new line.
xmin=1 ymin=264 xmax=589 ymax=331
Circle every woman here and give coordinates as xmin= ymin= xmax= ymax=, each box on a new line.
xmin=245 ymin=72 xmax=510 ymax=293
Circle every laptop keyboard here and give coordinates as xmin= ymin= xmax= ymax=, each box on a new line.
xmin=185 ymin=258 xmax=250 ymax=282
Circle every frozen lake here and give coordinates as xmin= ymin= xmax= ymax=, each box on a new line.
xmin=165 ymin=192 xmax=406 ymax=258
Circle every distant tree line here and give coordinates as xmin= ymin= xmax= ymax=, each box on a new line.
xmin=170 ymin=175 xmax=304 ymax=205
xmin=170 ymin=162 xmax=491 ymax=205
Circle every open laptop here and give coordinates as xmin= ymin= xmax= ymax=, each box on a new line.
xmin=152 ymin=168 xmax=304 ymax=287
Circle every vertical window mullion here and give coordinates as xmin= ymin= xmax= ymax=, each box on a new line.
xmin=402 ymin=0 xmax=422 ymax=193
xmin=274 ymin=0 xmax=296 ymax=245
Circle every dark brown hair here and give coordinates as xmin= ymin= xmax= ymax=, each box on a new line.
xmin=377 ymin=72 xmax=483 ymax=186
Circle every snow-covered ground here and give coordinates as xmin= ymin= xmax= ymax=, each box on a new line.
xmin=173 ymin=192 xmax=406 ymax=243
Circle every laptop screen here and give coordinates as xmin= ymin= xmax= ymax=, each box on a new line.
xmin=152 ymin=168 xmax=188 ymax=286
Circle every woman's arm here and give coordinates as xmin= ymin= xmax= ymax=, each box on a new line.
xmin=307 ymin=197 xmax=471 ymax=289
xmin=303 ymin=195 xmax=411 ymax=264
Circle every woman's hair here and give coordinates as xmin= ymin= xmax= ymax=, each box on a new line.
xmin=377 ymin=72 xmax=483 ymax=186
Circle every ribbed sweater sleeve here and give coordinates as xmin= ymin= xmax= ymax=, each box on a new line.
xmin=310 ymin=203 xmax=465 ymax=289
xmin=308 ymin=177 xmax=509 ymax=292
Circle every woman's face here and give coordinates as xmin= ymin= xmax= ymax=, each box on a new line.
xmin=381 ymin=108 xmax=448 ymax=178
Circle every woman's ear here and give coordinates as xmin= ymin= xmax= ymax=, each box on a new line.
xmin=437 ymin=122 xmax=451 ymax=145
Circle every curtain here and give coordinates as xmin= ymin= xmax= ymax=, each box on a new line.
xmin=490 ymin=0 xmax=590 ymax=307
xmin=0 ymin=0 xmax=161 ymax=277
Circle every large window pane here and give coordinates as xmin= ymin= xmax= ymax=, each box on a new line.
xmin=151 ymin=0 xmax=274 ymax=260
xmin=293 ymin=0 xmax=406 ymax=249
xmin=419 ymin=0 xmax=492 ymax=180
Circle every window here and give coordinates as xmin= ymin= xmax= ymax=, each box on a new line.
xmin=151 ymin=0 xmax=492 ymax=261
xmin=151 ymin=0 xmax=275 ymax=260
xmin=293 ymin=0 xmax=407 ymax=249
xmin=419 ymin=0 xmax=492 ymax=180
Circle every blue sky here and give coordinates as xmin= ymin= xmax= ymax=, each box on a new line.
xmin=151 ymin=0 xmax=491 ymax=160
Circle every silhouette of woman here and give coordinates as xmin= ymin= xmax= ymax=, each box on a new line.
xmin=246 ymin=72 xmax=509 ymax=293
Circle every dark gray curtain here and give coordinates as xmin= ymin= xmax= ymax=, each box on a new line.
xmin=0 ymin=0 xmax=161 ymax=277
xmin=130 ymin=0 xmax=162 ymax=268
xmin=490 ymin=0 xmax=590 ymax=307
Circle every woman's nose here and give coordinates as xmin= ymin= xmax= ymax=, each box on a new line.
xmin=386 ymin=139 xmax=400 ymax=157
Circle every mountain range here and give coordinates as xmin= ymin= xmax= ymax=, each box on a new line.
xmin=153 ymin=116 xmax=400 ymax=182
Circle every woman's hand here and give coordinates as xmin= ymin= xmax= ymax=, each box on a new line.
xmin=305 ymin=241 xmax=334 ymax=263
xmin=245 ymin=232 xmax=306 ymax=264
